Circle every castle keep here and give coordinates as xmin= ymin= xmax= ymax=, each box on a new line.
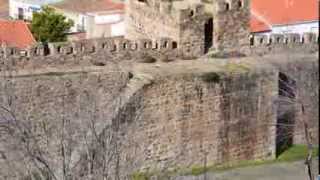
xmin=125 ymin=0 xmax=251 ymax=56
xmin=0 ymin=0 xmax=318 ymax=179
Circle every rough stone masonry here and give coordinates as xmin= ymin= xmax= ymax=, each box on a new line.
xmin=0 ymin=52 xmax=318 ymax=179
xmin=0 ymin=0 xmax=318 ymax=179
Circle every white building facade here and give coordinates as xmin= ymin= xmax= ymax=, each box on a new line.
xmin=52 ymin=8 xmax=125 ymax=38
xmin=50 ymin=0 xmax=125 ymax=39
xmin=255 ymin=21 xmax=319 ymax=36
xmin=52 ymin=9 xmax=87 ymax=33
xmin=270 ymin=21 xmax=318 ymax=35
xmin=86 ymin=11 xmax=125 ymax=37
xmin=9 ymin=0 xmax=62 ymax=20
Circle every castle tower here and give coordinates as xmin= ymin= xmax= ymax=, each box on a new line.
xmin=125 ymin=0 xmax=207 ymax=58
xmin=212 ymin=0 xmax=251 ymax=53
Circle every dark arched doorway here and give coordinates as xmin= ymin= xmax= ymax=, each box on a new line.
xmin=276 ymin=72 xmax=297 ymax=156
xmin=204 ymin=18 xmax=213 ymax=53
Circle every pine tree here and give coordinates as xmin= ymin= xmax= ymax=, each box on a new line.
xmin=31 ymin=6 xmax=74 ymax=43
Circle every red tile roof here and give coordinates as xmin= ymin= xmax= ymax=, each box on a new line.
xmin=52 ymin=0 xmax=124 ymax=13
xmin=250 ymin=14 xmax=271 ymax=33
xmin=251 ymin=0 xmax=319 ymax=32
xmin=0 ymin=20 xmax=36 ymax=49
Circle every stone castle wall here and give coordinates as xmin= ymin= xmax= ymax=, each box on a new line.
xmin=0 ymin=64 xmax=279 ymax=178
xmin=112 ymin=55 xmax=319 ymax=176
xmin=125 ymin=0 xmax=180 ymax=40
xmin=0 ymin=51 xmax=318 ymax=179
xmin=249 ymin=32 xmax=319 ymax=55
xmin=0 ymin=0 xmax=318 ymax=176
xmin=212 ymin=0 xmax=251 ymax=53
xmin=125 ymin=0 xmax=208 ymax=58
xmin=125 ymin=0 xmax=318 ymax=55
xmin=266 ymin=56 xmax=319 ymax=145
xmin=0 ymin=64 xmax=132 ymax=179
xmin=0 ymin=32 xmax=318 ymax=71
xmin=0 ymin=36 xmax=179 ymax=71
xmin=115 ymin=70 xmax=278 ymax=172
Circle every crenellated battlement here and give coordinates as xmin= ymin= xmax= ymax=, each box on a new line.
xmin=0 ymin=36 xmax=179 ymax=71
xmin=249 ymin=32 xmax=319 ymax=55
xmin=251 ymin=33 xmax=318 ymax=46
xmin=0 ymin=1 xmax=318 ymax=178
xmin=125 ymin=0 xmax=207 ymax=57
xmin=0 ymin=32 xmax=318 ymax=71
xmin=175 ymin=4 xmax=206 ymax=22
xmin=1 ymin=0 xmax=319 ymax=72
xmin=1 ymin=36 xmax=178 ymax=57
xmin=212 ymin=0 xmax=251 ymax=53
xmin=214 ymin=0 xmax=249 ymax=13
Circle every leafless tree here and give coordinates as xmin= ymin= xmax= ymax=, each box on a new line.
xmin=0 ymin=57 xmax=317 ymax=180
xmin=0 ymin=56 xmax=153 ymax=179
xmin=274 ymin=71 xmax=317 ymax=180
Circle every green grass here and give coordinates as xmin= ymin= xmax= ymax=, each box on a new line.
xmin=189 ymin=166 xmax=208 ymax=176
xmin=131 ymin=172 xmax=150 ymax=180
xmin=201 ymin=72 xmax=222 ymax=83
xmin=184 ymin=159 xmax=275 ymax=176
xmin=277 ymin=144 xmax=319 ymax=162
xmin=131 ymin=144 xmax=319 ymax=178
xmin=185 ymin=144 xmax=319 ymax=176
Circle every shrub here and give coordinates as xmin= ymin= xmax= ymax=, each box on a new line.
xmin=31 ymin=6 xmax=74 ymax=43
xmin=131 ymin=172 xmax=150 ymax=180
xmin=201 ymin=72 xmax=221 ymax=83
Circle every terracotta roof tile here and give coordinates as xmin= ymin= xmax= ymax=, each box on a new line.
xmin=52 ymin=0 xmax=124 ymax=13
xmin=250 ymin=14 xmax=271 ymax=33
xmin=251 ymin=0 xmax=318 ymax=32
xmin=0 ymin=20 xmax=36 ymax=48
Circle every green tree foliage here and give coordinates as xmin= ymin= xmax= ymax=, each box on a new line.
xmin=31 ymin=6 xmax=74 ymax=43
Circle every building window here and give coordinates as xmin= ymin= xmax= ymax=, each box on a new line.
xmin=311 ymin=27 xmax=318 ymax=33
xmin=172 ymin=41 xmax=178 ymax=49
xmin=18 ymin=8 xmax=24 ymax=20
xmin=225 ymin=2 xmax=230 ymax=11
xmin=237 ymin=0 xmax=243 ymax=8
xmin=189 ymin=10 xmax=194 ymax=17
